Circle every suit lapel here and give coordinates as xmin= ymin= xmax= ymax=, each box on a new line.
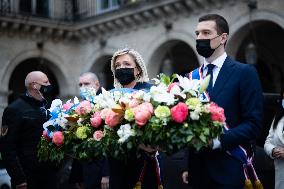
xmin=210 ymin=57 xmax=235 ymax=101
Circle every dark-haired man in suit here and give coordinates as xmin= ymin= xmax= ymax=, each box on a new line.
xmin=182 ymin=14 xmax=263 ymax=189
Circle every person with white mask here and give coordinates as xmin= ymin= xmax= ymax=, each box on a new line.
xmin=264 ymin=90 xmax=284 ymax=189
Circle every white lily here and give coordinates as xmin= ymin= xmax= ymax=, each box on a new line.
xmin=176 ymin=75 xmax=200 ymax=93
xmin=170 ymin=85 xmax=186 ymax=99
xmin=200 ymin=75 xmax=210 ymax=94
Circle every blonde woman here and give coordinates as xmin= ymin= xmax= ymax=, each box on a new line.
xmin=108 ymin=48 xmax=163 ymax=189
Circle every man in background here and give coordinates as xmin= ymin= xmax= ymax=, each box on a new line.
xmin=0 ymin=71 xmax=58 ymax=189
xmin=69 ymin=72 xmax=109 ymax=189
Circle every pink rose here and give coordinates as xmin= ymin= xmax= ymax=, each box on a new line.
xmin=93 ymin=130 xmax=104 ymax=141
xmin=63 ymin=101 xmax=74 ymax=111
xmin=140 ymin=102 xmax=154 ymax=114
xmin=171 ymin=102 xmax=188 ymax=123
xmin=42 ymin=130 xmax=51 ymax=141
xmin=209 ymin=102 xmax=226 ymax=123
xmin=105 ymin=109 xmax=122 ymax=128
xmin=75 ymin=100 xmax=92 ymax=115
xmin=52 ymin=131 xmax=64 ymax=146
xmin=100 ymin=108 xmax=110 ymax=120
xmin=90 ymin=112 xmax=102 ymax=128
xmin=133 ymin=102 xmax=153 ymax=128
xmin=129 ymin=99 xmax=141 ymax=108
xmin=167 ymin=82 xmax=179 ymax=92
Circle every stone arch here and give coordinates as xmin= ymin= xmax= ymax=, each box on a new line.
xmin=146 ymin=31 xmax=199 ymax=78
xmin=228 ymin=11 xmax=284 ymax=93
xmin=1 ymin=49 xmax=68 ymax=103
xmin=85 ymin=47 xmax=117 ymax=90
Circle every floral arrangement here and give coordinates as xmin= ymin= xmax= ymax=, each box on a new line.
xmin=38 ymin=74 xmax=225 ymax=162
xmin=38 ymin=96 xmax=106 ymax=162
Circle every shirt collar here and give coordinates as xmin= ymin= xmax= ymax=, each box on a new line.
xmin=203 ymin=52 xmax=227 ymax=69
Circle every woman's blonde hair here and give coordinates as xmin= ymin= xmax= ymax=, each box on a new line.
xmin=111 ymin=48 xmax=149 ymax=88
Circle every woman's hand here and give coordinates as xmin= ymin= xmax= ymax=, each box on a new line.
xmin=272 ymin=147 xmax=284 ymax=158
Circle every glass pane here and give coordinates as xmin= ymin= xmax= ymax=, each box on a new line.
xmin=101 ymin=0 xmax=109 ymax=10
xmin=112 ymin=0 xmax=119 ymax=6
xmin=19 ymin=0 xmax=32 ymax=13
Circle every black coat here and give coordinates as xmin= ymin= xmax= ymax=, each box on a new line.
xmin=109 ymin=82 xmax=164 ymax=189
xmin=0 ymin=94 xmax=58 ymax=189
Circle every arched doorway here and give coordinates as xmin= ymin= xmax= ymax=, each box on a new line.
xmin=8 ymin=58 xmax=59 ymax=104
xmin=150 ymin=40 xmax=199 ymax=78
xmin=235 ymin=21 xmax=284 ymax=93
xmin=90 ymin=55 xmax=113 ymax=90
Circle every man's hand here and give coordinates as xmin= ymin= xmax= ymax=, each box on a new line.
xmin=16 ymin=182 xmax=27 ymax=189
xmin=101 ymin=176 xmax=109 ymax=189
xmin=181 ymin=171 xmax=189 ymax=184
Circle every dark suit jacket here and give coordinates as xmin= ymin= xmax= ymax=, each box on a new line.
xmin=187 ymin=56 xmax=263 ymax=188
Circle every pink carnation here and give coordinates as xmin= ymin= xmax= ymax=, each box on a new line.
xmin=133 ymin=102 xmax=153 ymax=128
xmin=42 ymin=130 xmax=51 ymax=141
xmin=75 ymin=100 xmax=92 ymax=115
xmin=63 ymin=101 xmax=74 ymax=111
xmin=105 ymin=109 xmax=122 ymax=128
xmin=90 ymin=112 xmax=102 ymax=128
xmin=209 ymin=102 xmax=226 ymax=123
xmin=93 ymin=130 xmax=104 ymax=141
xmin=171 ymin=102 xmax=188 ymax=123
xmin=52 ymin=131 xmax=64 ymax=146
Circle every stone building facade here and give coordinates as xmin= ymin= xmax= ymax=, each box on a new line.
xmin=0 ymin=0 xmax=283 ymax=187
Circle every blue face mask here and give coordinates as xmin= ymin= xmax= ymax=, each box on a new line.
xmin=80 ymin=87 xmax=97 ymax=100
xmin=282 ymin=99 xmax=284 ymax=109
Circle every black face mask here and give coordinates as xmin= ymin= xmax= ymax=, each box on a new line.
xmin=39 ymin=85 xmax=54 ymax=100
xmin=115 ymin=68 xmax=136 ymax=86
xmin=196 ymin=35 xmax=221 ymax=58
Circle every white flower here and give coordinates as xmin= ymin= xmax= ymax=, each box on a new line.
xmin=117 ymin=124 xmax=135 ymax=143
xmin=143 ymin=93 xmax=151 ymax=102
xmin=150 ymin=84 xmax=176 ymax=105
xmin=57 ymin=116 xmax=68 ymax=128
xmin=132 ymin=90 xmax=145 ymax=99
xmin=169 ymin=85 xmax=186 ymax=99
xmin=48 ymin=99 xmax=62 ymax=112
xmin=176 ymin=75 xmax=200 ymax=93
xmin=152 ymin=78 xmax=161 ymax=84
xmin=74 ymin=96 xmax=80 ymax=104
xmin=94 ymin=88 xmax=117 ymax=108
xmin=190 ymin=111 xmax=200 ymax=120
xmin=199 ymin=75 xmax=210 ymax=94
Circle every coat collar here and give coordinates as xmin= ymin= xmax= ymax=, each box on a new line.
xmin=210 ymin=56 xmax=236 ymax=101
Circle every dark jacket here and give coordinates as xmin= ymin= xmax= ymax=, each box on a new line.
xmin=0 ymin=94 xmax=57 ymax=189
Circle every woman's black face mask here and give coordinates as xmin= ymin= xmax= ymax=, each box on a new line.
xmin=115 ymin=68 xmax=136 ymax=86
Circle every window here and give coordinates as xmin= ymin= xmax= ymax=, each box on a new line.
xmin=19 ymin=0 xmax=49 ymax=17
xmin=96 ymin=0 xmax=119 ymax=14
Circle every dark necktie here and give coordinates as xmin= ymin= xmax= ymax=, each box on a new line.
xmin=206 ymin=64 xmax=215 ymax=96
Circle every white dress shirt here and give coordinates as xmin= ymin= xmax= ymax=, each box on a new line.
xmin=203 ymin=52 xmax=227 ymax=87
xmin=202 ymin=52 xmax=227 ymax=149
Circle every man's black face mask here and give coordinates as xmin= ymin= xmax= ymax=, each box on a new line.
xmin=39 ymin=85 xmax=54 ymax=100
xmin=196 ymin=35 xmax=221 ymax=58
